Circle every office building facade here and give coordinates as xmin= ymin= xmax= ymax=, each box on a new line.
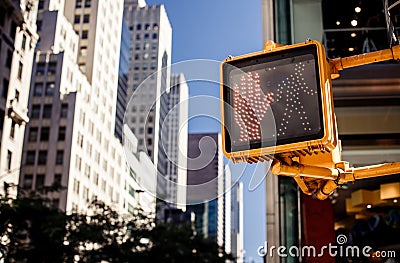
xmin=0 ymin=0 xmax=38 ymax=197
xmin=20 ymin=0 xmax=156 ymax=214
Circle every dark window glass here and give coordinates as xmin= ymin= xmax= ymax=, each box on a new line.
xmin=31 ymin=105 xmax=41 ymax=118
xmin=58 ymin=126 xmax=66 ymax=141
xmin=136 ymin=24 xmax=142 ymax=30
xmin=24 ymin=174 xmax=33 ymax=189
xmin=40 ymin=127 xmax=50 ymax=141
xmin=76 ymin=0 xmax=82 ymax=8
xmin=45 ymin=83 xmax=55 ymax=96
xmin=38 ymin=0 xmax=44 ymax=9
xmin=2 ymin=79 xmax=9 ymax=98
xmin=38 ymin=151 xmax=47 ymax=165
xmin=85 ymin=0 xmax=91 ymax=7
xmin=36 ymin=20 xmax=42 ymax=31
xmin=10 ymin=21 xmax=17 ymax=39
xmin=26 ymin=151 xmax=35 ymax=165
xmin=6 ymin=49 xmax=13 ymax=68
xmin=42 ymin=105 xmax=52 ymax=118
xmin=7 ymin=150 xmax=12 ymax=170
xmin=74 ymin=15 xmax=80 ymax=23
xmin=82 ymin=30 xmax=88 ymax=39
xmin=54 ymin=174 xmax=62 ymax=185
xmin=152 ymin=33 xmax=157 ymax=39
xmin=34 ymin=83 xmax=43 ymax=96
xmin=36 ymin=174 xmax=45 ymax=188
xmin=21 ymin=34 xmax=27 ymax=50
xmin=83 ymin=15 xmax=90 ymax=23
xmin=56 ymin=150 xmax=63 ymax=164
xmin=17 ymin=62 xmax=23 ymax=80
xmin=9 ymin=120 xmax=16 ymax=139
xmin=61 ymin=104 xmax=68 ymax=118
xmin=48 ymin=62 xmax=56 ymax=75
xmin=36 ymin=63 xmax=45 ymax=75
xmin=144 ymin=33 xmax=149 ymax=39
xmin=28 ymin=127 xmax=38 ymax=141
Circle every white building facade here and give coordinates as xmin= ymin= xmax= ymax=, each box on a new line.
xmin=0 ymin=0 xmax=38 ymax=197
xmin=20 ymin=0 xmax=155 ymax=214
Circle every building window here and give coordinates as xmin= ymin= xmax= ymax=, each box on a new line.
xmin=56 ymin=150 xmax=63 ymax=165
xmin=73 ymin=179 xmax=80 ymax=194
xmin=28 ymin=127 xmax=38 ymax=141
xmin=33 ymin=83 xmax=43 ymax=96
xmin=40 ymin=127 xmax=50 ymax=141
xmin=152 ymin=33 xmax=158 ymax=39
xmin=76 ymin=0 xmax=82 ymax=8
xmin=54 ymin=174 xmax=62 ymax=185
xmin=82 ymin=30 xmax=88 ymax=39
xmin=145 ymin=23 xmax=150 ymax=30
xmin=74 ymin=15 xmax=80 ymax=23
xmin=151 ymin=43 xmax=157 ymax=50
xmin=36 ymin=20 xmax=42 ymax=31
xmin=147 ymin=138 xmax=152 ymax=145
xmin=134 ymin=63 xmax=139 ymax=70
xmin=48 ymin=62 xmax=56 ymax=75
xmin=9 ymin=121 xmax=16 ymax=139
xmin=10 ymin=21 xmax=16 ymax=39
xmin=142 ymin=63 xmax=148 ymax=70
xmin=42 ymin=105 xmax=52 ymax=118
xmin=21 ymin=34 xmax=27 ymax=50
xmin=147 ymin=127 xmax=153 ymax=134
xmin=2 ymin=79 xmax=9 ymax=98
xmin=150 ymin=63 xmax=157 ymax=70
xmin=36 ymin=63 xmax=45 ymax=75
xmin=151 ymin=53 xmax=157 ymax=60
xmin=45 ymin=83 xmax=55 ymax=96
xmin=17 ymin=62 xmax=23 ymax=80
xmin=83 ymin=15 xmax=90 ymax=23
xmin=135 ymin=24 xmax=141 ymax=30
xmin=38 ymin=0 xmax=44 ymax=9
xmin=144 ymin=33 xmax=149 ymax=39
xmin=136 ymin=34 xmax=141 ymax=40
xmin=31 ymin=105 xmax=41 ymax=118
xmin=135 ymin=43 xmax=140 ymax=50
xmin=6 ymin=49 xmax=13 ymax=68
xmin=6 ymin=150 xmax=12 ymax=170
xmin=24 ymin=175 xmax=33 ymax=189
xmin=58 ymin=126 xmax=66 ymax=141
xmin=61 ymin=104 xmax=68 ymax=118
xmin=15 ymin=90 xmax=19 ymax=102
xmin=26 ymin=151 xmax=35 ymax=165
xmin=36 ymin=174 xmax=45 ymax=188
xmin=38 ymin=151 xmax=47 ymax=165
xmin=85 ymin=0 xmax=91 ymax=7
xmin=139 ymin=127 xmax=144 ymax=134
xmin=153 ymin=23 xmax=159 ymax=30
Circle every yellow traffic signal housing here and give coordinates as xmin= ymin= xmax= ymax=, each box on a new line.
xmin=221 ymin=40 xmax=338 ymax=163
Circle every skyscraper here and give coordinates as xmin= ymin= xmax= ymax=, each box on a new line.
xmin=186 ymin=133 xmax=231 ymax=253
xmin=20 ymin=0 xmax=155 ymax=214
xmin=0 ymin=0 xmax=38 ymax=197
xmin=230 ymin=181 xmax=244 ymax=263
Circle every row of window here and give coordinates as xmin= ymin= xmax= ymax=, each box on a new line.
xmin=133 ymin=62 xmax=157 ymax=71
xmin=130 ymin=23 xmax=159 ymax=31
xmin=76 ymin=0 xmax=91 ymax=8
xmin=36 ymin=62 xmax=57 ymax=75
xmin=134 ymin=52 xmax=157 ymax=61
xmin=135 ymin=42 xmax=158 ymax=51
xmin=33 ymin=83 xmax=55 ymax=96
xmin=26 ymin=150 xmax=64 ymax=165
xmin=28 ymin=126 xmax=66 ymax=141
xmin=74 ymin=14 xmax=90 ymax=24
xmin=135 ymin=33 xmax=158 ymax=40
xmin=30 ymin=104 xmax=68 ymax=119
xmin=23 ymin=173 xmax=62 ymax=190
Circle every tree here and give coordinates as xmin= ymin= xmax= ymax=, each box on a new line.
xmin=0 ymin=185 xmax=232 ymax=262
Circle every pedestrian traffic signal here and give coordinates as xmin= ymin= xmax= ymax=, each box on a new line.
xmin=221 ymin=40 xmax=337 ymax=163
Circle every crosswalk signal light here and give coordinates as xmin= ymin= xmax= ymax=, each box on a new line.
xmin=221 ymin=40 xmax=337 ymax=163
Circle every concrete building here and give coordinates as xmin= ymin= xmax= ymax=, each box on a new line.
xmin=0 ymin=0 xmax=38 ymax=197
xmin=19 ymin=0 xmax=156 ymax=214
xmin=123 ymin=0 xmax=172 ymax=165
xmin=230 ymin=181 xmax=244 ymax=263
xmin=186 ymin=133 xmax=231 ymax=253
xmin=164 ymin=73 xmax=188 ymax=209
xmin=262 ymin=1 xmax=400 ymax=262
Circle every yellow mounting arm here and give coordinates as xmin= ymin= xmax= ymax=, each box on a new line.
xmin=271 ymin=43 xmax=400 ymax=200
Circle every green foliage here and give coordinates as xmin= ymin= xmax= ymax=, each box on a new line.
xmin=0 ymin=185 xmax=232 ymax=262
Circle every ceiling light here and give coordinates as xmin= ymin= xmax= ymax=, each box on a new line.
xmin=351 ymin=20 xmax=358 ymax=27
xmin=348 ymin=47 xmax=355 ymax=52
xmin=394 ymin=199 xmax=398 ymax=203
xmin=366 ymin=204 xmax=372 ymax=209
xmin=351 ymin=33 xmax=356 ymax=37
xmin=336 ymin=21 xmax=341 ymax=26
xmin=355 ymin=7 xmax=361 ymax=13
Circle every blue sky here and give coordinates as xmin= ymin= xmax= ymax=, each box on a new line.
xmin=146 ymin=0 xmax=265 ymax=262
